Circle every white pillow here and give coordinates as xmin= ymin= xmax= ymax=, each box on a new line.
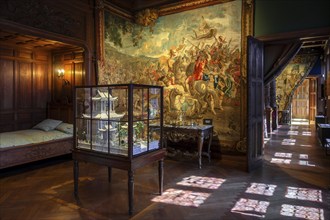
xmin=55 ymin=122 xmax=73 ymax=134
xmin=33 ymin=119 xmax=63 ymax=131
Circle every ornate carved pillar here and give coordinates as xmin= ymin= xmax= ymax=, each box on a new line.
xmin=94 ymin=0 xmax=105 ymax=85
xmin=270 ymin=80 xmax=277 ymax=130
xmin=95 ymin=0 xmax=105 ymax=63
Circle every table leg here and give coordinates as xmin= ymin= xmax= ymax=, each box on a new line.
xmin=73 ymin=160 xmax=79 ymax=196
xmin=108 ymin=167 xmax=112 ymax=183
xmin=197 ymin=133 xmax=204 ymax=169
xmin=164 ymin=134 xmax=168 ymax=149
xmin=128 ymin=170 xmax=134 ymax=215
xmin=158 ymin=159 xmax=164 ymax=195
xmin=207 ymin=129 xmax=213 ymax=163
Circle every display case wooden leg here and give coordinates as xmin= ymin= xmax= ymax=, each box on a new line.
xmin=128 ymin=170 xmax=134 ymax=215
xmin=73 ymin=160 xmax=79 ymax=196
xmin=158 ymin=159 xmax=164 ymax=195
xmin=108 ymin=167 xmax=112 ymax=183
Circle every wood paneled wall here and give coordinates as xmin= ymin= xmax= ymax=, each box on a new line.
xmin=0 ymin=45 xmax=51 ymax=132
xmin=0 ymin=46 xmax=85 ymax=132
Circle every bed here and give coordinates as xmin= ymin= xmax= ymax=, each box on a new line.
xmin=0 ymin=105 xmax=74 ymax=169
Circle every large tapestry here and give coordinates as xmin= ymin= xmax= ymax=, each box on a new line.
xmin=100 ymin=0 xmax=244 ymax=153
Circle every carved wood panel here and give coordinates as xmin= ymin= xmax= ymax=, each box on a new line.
xmin=34 ymin=63 xmax=49 ymax=108
xmin=18 ymin=61 xmax=33 ymax=109
xmin=0 ymin=45 xmax=51 ymax=132
xmin=0 ymin=59 xmax=14 ymax=110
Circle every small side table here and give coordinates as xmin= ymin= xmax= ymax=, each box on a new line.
xmin=317 ymin=124 xmax=330 ymax=148
xmin=315 ymin=115 xmax=327 ymax=130
xmin=162 ymin=124 xmax=213 ymax=169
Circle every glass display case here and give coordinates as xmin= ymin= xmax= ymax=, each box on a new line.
xmin=74 ymin=84 xmax=163 ymax=157
xmin=72 ymin=84 xmax=165 ymax=215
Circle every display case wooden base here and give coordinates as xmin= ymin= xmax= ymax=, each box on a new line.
xmin=73 ymin=148 xmax=165 ymax=215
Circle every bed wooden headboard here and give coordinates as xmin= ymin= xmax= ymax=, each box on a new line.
xmin=47 ymin=103 xmax=73 ymax=124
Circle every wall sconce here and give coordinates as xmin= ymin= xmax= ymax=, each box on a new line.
xmin=57 ymin=69 xmax=65 ymax=78
xmin=57 ymin=68 xmax=70 ymax=85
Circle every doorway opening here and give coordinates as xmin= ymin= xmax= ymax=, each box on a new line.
xmin=291 ymin=78 xmax=317 ymax=125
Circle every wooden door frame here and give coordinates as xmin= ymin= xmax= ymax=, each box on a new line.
xmin=247 ymin=36 xmax=264 ymax=172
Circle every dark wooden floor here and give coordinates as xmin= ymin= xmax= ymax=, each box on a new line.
xmin=1 ymin=124 xmax=330 ymax=220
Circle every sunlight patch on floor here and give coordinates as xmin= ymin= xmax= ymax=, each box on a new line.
xmin=291 ymin=118 xmax=309 ymax=125
xmin=177 ymin=176 xmax=226 ymax=189
xmin=300 ymin=144 xmax=313 ymax=147
xmin=280 ymin=204 xmax=324 ymax=220
xmin=245 ymin=183 xmax=277 ymax=196
xmin=285 ymin=187 xmax=322 ymax=202
xmin=152 ymin=188 xmax=210 ymax=207
xmin=281 ymin=138 xmax=296 ymax=145
xmin=298 ymin=160 xmax=316 ymax=167
xmin=302 ymin=131 xmax=312 ymax=136
xmin=299 ymin=154 xmax=308 ymax=159
xmin=152 ymin=176 xmax=226 ymax=207
xmin=270 ymin=158 xmax=291 ymax=164
xmin=287 ymin=130 xmax=299 ymax=135
xmin=231 ymin=198 xmax=269 ymax=218
xmin=274 ymin=152 xmax=292 ymax=158
xmin=264 ymin=137 xmax=270 ymax=144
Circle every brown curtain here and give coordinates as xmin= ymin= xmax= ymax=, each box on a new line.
xmin=264 ymin=40 xmax=302 ymax=85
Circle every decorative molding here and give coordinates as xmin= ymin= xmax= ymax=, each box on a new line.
xmin=95 ymin=1 xmax=105 ymax=63
xmin=135 ymin=8 xmax=159 ymax=27
xmin=158 ymin=0 xmax=234 ymax=16
xmin=103 ymin=0 xmax=236 ymax=19
xmin=104 ymin=2 xmax=133 ymax=21
xmin=95 ymin=0 xmax=105 ymax=10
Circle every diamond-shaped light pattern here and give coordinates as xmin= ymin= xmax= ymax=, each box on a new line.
xmin=177 ymin=176 xmax=226 ymax=189
xmin=151 ymin=188 xmax=210 ymax=207
xmin=281 ymin=204 xmax=324 ymax=220
xmin=285 ymin=187 xmax=322 ymax=202
xmin=231 ymin=198 xmax=270 ymax=218
xmin=274 ymin=152 xmax=292 ymax=158
xmin=270 ymin=158 xmax=291 ymax=164
xmin=245 ymin=183 xmax=277 ymax=196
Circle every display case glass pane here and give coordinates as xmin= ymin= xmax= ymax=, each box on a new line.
xmin=90 ymin=119 xmax=109 ymax=153
xmin=141 ymin=88 xmax=149 ymax=120
xmin=115 ymin=121 xmax=128 ymax=156
xmin=110 ymin=87 xmax=127 ymax=121
xmin=76 ymin=118 xmax=91 ymax=150
xmin=76 ymin=88 xmax=91 ymax=119
xmin=149 ymin=88 xmax=161 ymax=119
xmin=132 ymin=88 xmax=144 ymax=121
xmin=133 ymin=121 xmax=148 ymax=155
xmin=149 ymin=119 xmax=161 ymax=151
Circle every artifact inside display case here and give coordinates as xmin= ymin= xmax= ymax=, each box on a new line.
xmin=75 ymin=84 xmax=163 ymax=157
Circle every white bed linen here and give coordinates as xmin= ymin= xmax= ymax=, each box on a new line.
xmin=0 ymin=129 xmax=72 ymax=149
